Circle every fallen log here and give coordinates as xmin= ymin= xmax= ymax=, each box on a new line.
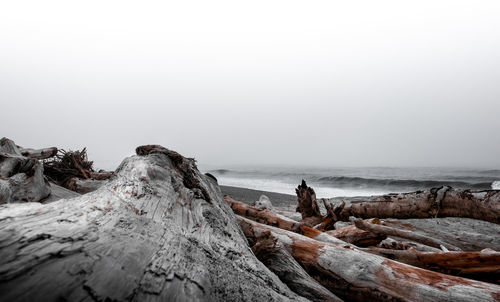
xmin=366 ymin=248 xmax=500 ymax=283
xmin=224 ymin=195 xmax=302 ymax=232
xmin=355 ymin=218 xmax=462 ymax=251
xmin=239 ymin=216 xmax=500 ymax=302
xmin=325 ymin=223 xmax=387 ymax=247
xmin=0 ymin=145 xmax=307 ymax=301
xmin=251 ymin=232 xmax=343 ymax=302
xmin=327 ymin=186 xmax=500 ymax=224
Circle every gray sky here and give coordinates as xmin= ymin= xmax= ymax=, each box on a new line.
xmin=1 ymin=1 xmax=499 ymax=170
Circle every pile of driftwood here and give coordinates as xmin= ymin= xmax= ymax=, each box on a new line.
xmin=0 ymin=137 xmax=113 ymax=203
xmin=0 ymin=139 xmax=499 ymax=301
xmin=225 ymin=180 xmax=500 ymax=301
xmin=43 ymin=148 xmax=113 ymax=194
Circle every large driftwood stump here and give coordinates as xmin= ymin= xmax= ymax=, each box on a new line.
xmin=0 ymin=145 xmax=306 ymax=301
xmin=295 ymin=180 xmax=323 ymax=226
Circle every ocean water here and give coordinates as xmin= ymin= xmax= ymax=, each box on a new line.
xmin=206 ymin=167 xmax=500 ymax=198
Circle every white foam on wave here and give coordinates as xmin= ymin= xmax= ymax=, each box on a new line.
xmin=217 ymin=177 xmax=390 ymax=198
xmin=492 ymin=181 xmax=500 ymax=190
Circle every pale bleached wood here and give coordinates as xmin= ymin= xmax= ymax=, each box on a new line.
xmin=354 ymin=218 xmax=462 ymax=251
xmin=0 ymin=145 xmax=307 ymax=302
xmin=0 ymin=138 xmax=50 ymax=204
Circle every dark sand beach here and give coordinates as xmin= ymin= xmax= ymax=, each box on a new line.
xmin=220 ymin=185 xmax=296 ymax=207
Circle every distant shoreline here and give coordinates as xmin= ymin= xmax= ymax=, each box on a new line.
xmin=220 ymin=185 xmax=296 ymax=207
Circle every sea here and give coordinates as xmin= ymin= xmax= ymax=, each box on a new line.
xmin=204 ymin=167 xmax=500 ymax=198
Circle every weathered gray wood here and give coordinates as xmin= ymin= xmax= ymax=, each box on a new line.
xmin=65 ymin=177 xmax=107 ymax=194
xmin=354 ymin=218 xmax=462 ymax=251
xmin=19 ymin=147 xmax=58 ymax=160
xmin=0 ymin=138 xmax=50 ymax=204
xmin=43 ymin=182 xmax=80 ymax=203
xmin=0 ymin=145 xmax=307 ymax=302
xmin=384 ymin=218 xmax=500 ymax=252
xmin=327 ymin=186 xmax=500 ymax=224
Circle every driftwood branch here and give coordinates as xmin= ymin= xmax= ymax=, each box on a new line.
xmin=354 ymin=218 xmax=462 ymax=251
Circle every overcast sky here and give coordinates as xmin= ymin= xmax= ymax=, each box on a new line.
xmin=1 ymin=1 xmax=499 ymax=170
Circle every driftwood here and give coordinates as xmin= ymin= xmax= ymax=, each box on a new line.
xmin=327 ymin=186 xmax=500 ymax=224
xmin=43 ymin=148 xmax=113 ymax=193
xmin=64 ymin=177 xmax=107 ymax=194
xmin=366 ymin=248 xmax=500 ymax=283
xmin=0 ymin=145 xmax=307 ymax=301
xmin=3 ymin=139 xmax=500 ymax=301
xmin=239 ymin=216 xmax=500 ymax=302
xmin=43 ymin=148 xmax=94 ymax=183
xmin=225 ymin=195 xmax=302 ymax=232
xmin=325 ymin=223 xmax=387 ymax=247
xmin=355 ymin=218 xmax=462 ymax=251
xmin=0 ymin=138 xmax=50 ymax=204
xmin=19 ymin=147 xmax=58 ymax=160
xmin=251 ymin=232 xmax=343 ymax=302
xmin=295 ymin=180 xmax=323 ymax=226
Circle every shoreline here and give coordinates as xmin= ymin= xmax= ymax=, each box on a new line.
xmin=220 ymin=185 xmax=296 ymax=207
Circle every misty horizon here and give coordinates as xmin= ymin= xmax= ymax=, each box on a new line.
xmin=2 ymin=1 xmax=499 ymax=170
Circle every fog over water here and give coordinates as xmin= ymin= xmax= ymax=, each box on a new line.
xmin=1 ymin=1 xmax=500 ymax=171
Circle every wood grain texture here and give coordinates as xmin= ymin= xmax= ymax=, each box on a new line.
xmin=239 ymin=217 xmax=500 ymax=302
xmin=326 ymin=186 xmax=500 ymax=224
xmin=0 ymin=146 xmax=307 ymax=302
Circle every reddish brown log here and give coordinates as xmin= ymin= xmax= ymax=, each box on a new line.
xmin=251 ymin=232 xmax=343 ymax=302
xmin=239 ymin=216 xmax=500 ymax=302
xmin=325 ymin=223 xmax=386 ymax=247
xmin=224 ymin=195 xmax=302 ymax=232
xmin=366 ymin=247 xmax=500 ymax=283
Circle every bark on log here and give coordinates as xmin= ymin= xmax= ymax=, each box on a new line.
xmin=326 ymin=186 xmax=500 ymax=224
xmin=325 ymin=223 xmax=387 ymax=247
xmin=238 ymin=216 xmax=500 ymax=302
xmin=224 ymin=195 xmax=302 ymax=232
xmin=355 ymin=218 xmax=462 ymax=251
xmin=251 ymin=232 xmax=343 ymax=302
xmin=295 ymin=180 xmax=323 ymax=226
xmin=0 ymin=145 xmax=307 ymax=302
xmin=0 ymin=138 xmax=50 ymax=204
xmin=366 ymin=248 xmax=500 ymax=283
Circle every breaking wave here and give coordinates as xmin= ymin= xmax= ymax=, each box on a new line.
xmin=316 ymin=176 xmax=492 ymax=190
xmin=492 ymin=181 xmax=500 ymax=190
